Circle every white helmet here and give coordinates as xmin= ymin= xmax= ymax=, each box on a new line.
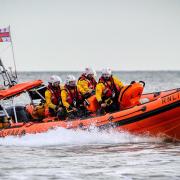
xmin=48 ymin=75 xmax=62 ymax=85
xmin=65 ymin=75 xmax=76 ymax=86
xmin=84 ymin=67 xmax=96 ymax=77
xmin=102 ymin=67 xmax=112 ymax=78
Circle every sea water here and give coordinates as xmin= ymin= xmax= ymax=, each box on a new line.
xmin=0 ymin=71 xmax=180 ymax=180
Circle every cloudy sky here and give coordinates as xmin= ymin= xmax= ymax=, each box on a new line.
xmin=0 ymin=0 xmax=180 ymax=71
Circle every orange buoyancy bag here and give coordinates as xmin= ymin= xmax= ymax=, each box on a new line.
xmin=118 ymin=81 xmax=144 ymax=110
xmin=85 ymin=95 xmax=100 ymax=113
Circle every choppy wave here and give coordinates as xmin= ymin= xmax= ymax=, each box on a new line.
xmin=0 ymin=127 xmax=162 ymax=147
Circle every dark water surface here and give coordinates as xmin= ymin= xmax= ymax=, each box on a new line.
xmin=0 ymin=71 xmax=180 ymax=180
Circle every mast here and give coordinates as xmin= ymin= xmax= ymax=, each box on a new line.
xmin=9 ymin=26 xmax=18 ymax=80
xmin=0 ymin=58 xmax=17 ymax=87
xmin=0 ymin=26 xmax=18 ymax=87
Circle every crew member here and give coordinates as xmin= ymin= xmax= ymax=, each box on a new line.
xmin=96 ymin=68 xmax=124 ymax=114
xmin=77 ymin=67 xmax=97 ymax=99
xmin=61 ymin=75 xmax=89 ymax=119
xmin=45 ymin=75 xmax=66 ymax=120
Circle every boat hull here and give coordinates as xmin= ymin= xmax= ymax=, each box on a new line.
xmin=115 ymin=106 xmax=180 ymax=141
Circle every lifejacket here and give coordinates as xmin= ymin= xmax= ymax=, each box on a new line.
xmin=99 ymin=76 xmax=120 ymax=99
xmin=78 ymin=74 xmax=97 ymax=90
xmin=118 ymin=82 xmax=144 ymax=110
xmin=64 ymin=85 xmax=82 ymax=108
xmin=47 ymin=85 xmax=62 ymax=106
xmin=45 ymin=85 xmax=62 ymax=117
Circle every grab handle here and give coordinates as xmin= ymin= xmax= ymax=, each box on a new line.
xmin=139 ymin=81 xmax=145 ymax=87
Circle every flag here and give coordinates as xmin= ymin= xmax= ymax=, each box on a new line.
xmin=0 ymin=27 xmax=11 ymax=42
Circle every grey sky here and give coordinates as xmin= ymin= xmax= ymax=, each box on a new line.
xmin=0 ymin=0 xmax=180 ymax=71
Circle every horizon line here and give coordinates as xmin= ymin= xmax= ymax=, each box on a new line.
xmin=17 ymin=69 xmax=180 ymax=72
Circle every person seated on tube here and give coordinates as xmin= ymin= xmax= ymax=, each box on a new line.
xmin=45 ymin=75 xmax=66 ymax=120
xmin=61 ymin=75 xmax=90 ymax=119
xmin=95 ymin=68 xmax=124 ymax=115
xmin=77 ymin=67 xmax=97 ymax=100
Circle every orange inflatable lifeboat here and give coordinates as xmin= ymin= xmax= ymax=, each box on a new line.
xmin=0 ymin=80 xmax=180 ymax=142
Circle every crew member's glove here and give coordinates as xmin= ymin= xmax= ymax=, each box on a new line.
xmin=72 ymin=107 xmax=78 ymax=112
xmin=98 ymin=100 xmax=106 ymax=108
xmin=101 ymin=103 xmax=107 ymax=108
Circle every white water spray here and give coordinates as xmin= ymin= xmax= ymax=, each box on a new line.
xmin=0 ymin=127 xmax=162 ymax=147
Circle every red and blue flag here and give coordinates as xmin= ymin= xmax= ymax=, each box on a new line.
xmin=0 ymin=27 xmax=11 ymax=42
